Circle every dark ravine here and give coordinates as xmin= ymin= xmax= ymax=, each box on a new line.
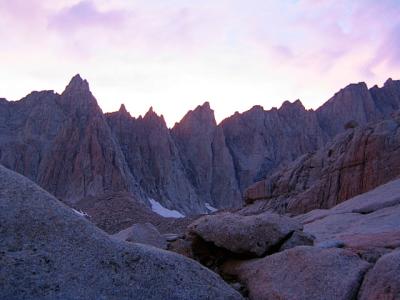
xmin=1 ymin=75 xmax=400 ymax=214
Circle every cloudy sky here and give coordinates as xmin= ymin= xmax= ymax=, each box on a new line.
xmin=1 ymin=0 xmax=400 ymax=126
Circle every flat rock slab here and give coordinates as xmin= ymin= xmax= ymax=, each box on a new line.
xmin=296 ymin=178 xmax=400 ymax=225
xmin=223 ymin=246 xmax=370 ymax=300
xmin=188 ymin=211 xmax=302 ymax=256
xmin=0 ymin=166 xmax=243 ymax=300
xmin=304 ymin=205 xmax=400 ymax=244
xmin=359 ymin=250 xmax=400 ymax=300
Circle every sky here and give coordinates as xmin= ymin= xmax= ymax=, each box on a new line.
xmin=1 ymin=0 xmax=400 ymax=126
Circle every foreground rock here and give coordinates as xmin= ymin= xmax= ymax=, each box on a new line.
xmin=112 ymin=223 xmax=167 ymax=249
xmin=358 ymin=250 xmax=400 ymax=300
xmin=188 ymin=211 xmax=302 ymax=257
xmin=0 ymin=165 xmax=242 ymax=300
xmin=223 ymin=246 xmax=370 ymax=300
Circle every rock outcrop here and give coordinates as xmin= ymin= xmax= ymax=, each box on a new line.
xmin=244 ymin=115 xmax=400 ymax=215
xmin=176 ymin=178 xmax=400 ymax=299
xmin=223 ymin=246 xmax=370 ymax=300
xmin=0 ymin=165 xmax=243 ymax=299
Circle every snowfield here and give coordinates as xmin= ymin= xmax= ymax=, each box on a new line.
xmin=205 ymin=203 xmax=218 ymax=212
xmin=149 ymin=198 xmax=185 ymax=218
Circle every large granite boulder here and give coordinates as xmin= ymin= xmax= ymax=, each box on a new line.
xmin=188 ymin=211 xmax=302 ymax=257
xmin=358 ymin=250 xmax=400 ymax=300
xmin=0 ymin=165 xmax=242 ymax=300
xmin=223 ymin=246 xmax=370 ymax=300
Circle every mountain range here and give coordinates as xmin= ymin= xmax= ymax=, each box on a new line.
xmin=1 ymin=75 xmax=399 ymax=214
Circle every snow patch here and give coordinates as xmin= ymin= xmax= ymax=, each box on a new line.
xmin=205 ymin=203 xmax=218 ymax=213
xmin=149 ymin=198 xmax=185 ymax=218
xmin=72 ymin=208 xmax=89 ymax=217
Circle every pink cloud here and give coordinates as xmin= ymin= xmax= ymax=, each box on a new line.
xmin=1 ymin=0 xmax=400 ymax=126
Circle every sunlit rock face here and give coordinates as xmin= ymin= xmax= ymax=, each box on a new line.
xmin=243 ymin=114 xmax=400 ymax=216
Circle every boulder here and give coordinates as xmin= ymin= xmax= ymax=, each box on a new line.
xmin=279 ymin=230 xmax=314 ymax=251
xmin=112 ymin=223 xmax=167 ymax=249
xmin=0 ymin=165 xmax=243 ymax=300
xmin=188 ymin=211 xmax=302 ymax=257
xmin=358 ymin=250 xmax=400 ymax=300
xmin=167 ymin=238 xmax=194 ymax=259
xmin=223 ymin=246 xmax=370 ymax=300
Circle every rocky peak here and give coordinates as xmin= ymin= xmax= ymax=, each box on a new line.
xmin=279 ymin=99 xmax=306 ymax=113
xmin=118 ymin=103 xmax=131 ymax=117
xmin=384 ymin=77 xmax=393 ymax=86
xmin=383 ymin=77 xmax=400 ymax=90
xmin=316 ymin=81 xmax=378 ymax=137
xmin=143 ymin=106 xmax=167 ymax=127
xmin=176 ymin=102 xmax=217 ymax=131
xmin=324 ymin=82 xmax=370 ymax=105
xmin=63 ymin=74 xmax=90 ymax=94
xmin=59 ymin=74 xmax=101 ymax=115
xmin=248 ymin=104 xmax=266 ymax=115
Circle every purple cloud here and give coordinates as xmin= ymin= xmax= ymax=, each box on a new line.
xmin=48 ymin=1 xmax=125 ymax=33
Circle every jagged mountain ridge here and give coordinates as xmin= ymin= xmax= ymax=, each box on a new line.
xmin=0 ymin=75 xmax=399 ymax=214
